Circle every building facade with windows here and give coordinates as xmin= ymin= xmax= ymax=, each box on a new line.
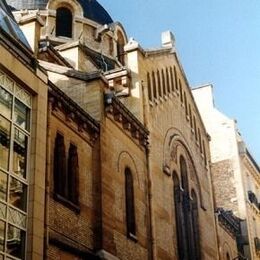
xmin=193 ymin=84 xmax=260 ymax=260
xmin=0 ymin=0 xmax=244 ymax=259
xmin=0 ymin=1 xmax=49 ymax=259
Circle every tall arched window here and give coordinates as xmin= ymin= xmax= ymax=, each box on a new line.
xmin=125 ymin=168 xmax=136 ymax=237
xmin=56 ymin=7 xmax=72 ymax=38
xmin=54 ymin=133 xmax=66 ymax=196
xmin=173 ymin=156 xmax=201 ymax=260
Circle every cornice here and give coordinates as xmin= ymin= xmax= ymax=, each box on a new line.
xmin=105 ymin=95 xmax=149 ymax=148
xmin=48 ymin=81 xmax=100 ymax=143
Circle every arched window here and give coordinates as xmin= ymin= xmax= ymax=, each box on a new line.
xmin=56 ymin=7 xmax=72 ymax=38
xmin=68 ymin=143 xmax=79 ymax=205
xmin=173 ymin=156 xmax=201 ymax=260
xmin=117 ymin=31 xmax=125 ymax=65
xmin=53 ymin=133 xmax=80 ymax=209
xmin=125 ymin=168 xmax=136 ymax=237
xmin=53 ymin=133 xmax=66 ymax=196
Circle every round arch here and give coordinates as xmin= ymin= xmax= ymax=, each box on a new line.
xmin=117 ymin=150 xmax=140 ymax=188
xmin=163 ymin=127 xmax=206 ymax=210
xmin=47 ymin=0 xmax=83 ymax=17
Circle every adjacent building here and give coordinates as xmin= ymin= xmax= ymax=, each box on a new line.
xmin=193 ymin=84 xmax=260 ymax=260
xmin=0 ymin=1 xmax=48 ymax=259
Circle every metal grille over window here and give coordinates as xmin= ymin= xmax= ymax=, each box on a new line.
xmin=0 ymin=70 xmax=31 ymax=260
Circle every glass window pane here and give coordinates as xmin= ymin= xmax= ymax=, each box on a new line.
xmin=7 ymin=224 xmax=25 ymax=259
xmin=0 ymin=202 xmax=6 ymax=220
xmin=0 ymin=172 xmax=7 ymax=202
xmin=8 ymin=207 xmax=26 ymax=229
xmin=0 ymin=220 xmax=5 ymax=252
xmin=0 ymin=86 xmax=12 ymax=119
xmin=9 ymin=177 xmax=27 ymax=212
xmin=0 ymin=116 xmax=10 ymax=170
xmin=13 ymin=129 xmax=27 ymax=179
xmin=14 ymin=99 xmax=30 ymax=131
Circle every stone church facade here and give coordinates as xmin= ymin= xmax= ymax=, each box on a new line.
xmin=0 ymin=0 xmax=251 ymax=259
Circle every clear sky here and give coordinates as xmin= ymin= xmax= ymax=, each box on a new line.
xmin=99 ymin=0 xmax=260 ymax=163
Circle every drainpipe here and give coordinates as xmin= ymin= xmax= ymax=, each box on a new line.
xmin=146 ymin=146 xmax=155 ymax=260
xmin=142 ymin=80 xmax=155 ymax=260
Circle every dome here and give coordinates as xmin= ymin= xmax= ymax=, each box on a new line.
xmin=7 ymin=0 xmax=113 ymax=25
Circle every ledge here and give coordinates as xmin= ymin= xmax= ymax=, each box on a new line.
xmin=54 ymin=193 xmax=80 ymax=214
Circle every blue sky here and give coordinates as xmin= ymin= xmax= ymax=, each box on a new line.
xmin=99 ymin=0 xmax=260 ymax=163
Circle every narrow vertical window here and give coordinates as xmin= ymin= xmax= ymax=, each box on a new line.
xmin=68 ymin=143 xmax=79 ymax=205
xmin=161 ymin=69 xmax=166 ymax=96
xmin=179 ymin=80 xmax=183 ymax=102
xmin=198 ymin=129 xmax=202 ymax=153
xmin=125 ymin=168 xmax=136 ymax=237
xmin=189 ymin=105 xmax=193 ymax=128
xmin=184 ymin=92 xmax=188 ymax=116
xmin=147 ymin=72 xmax=152 ymax=101
xmin=170 ymin=67 xmax=174 ymax=92
xmin=166 ymin=68 xmax=171 ymax=93
xmin=174 ymin=66 xmax=178 ymax=91
xmin=56 ymin=7 xmax=72 ymax=38
xmin=54 ymin=133 xmax=66 ymax=196
xmin=152 ymin=71 xmax=157 ymax=100
xmin=157 ymin=70 xmax=162 ymax=97
xmin=193 ymin=116 xmax=198 ymax=140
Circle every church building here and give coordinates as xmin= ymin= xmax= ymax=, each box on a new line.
xmin=0 ymin=0 xmax=247 ymax=259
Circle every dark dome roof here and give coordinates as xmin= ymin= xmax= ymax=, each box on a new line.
xmin=7 ymin=0 xmax=113 ymax=25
